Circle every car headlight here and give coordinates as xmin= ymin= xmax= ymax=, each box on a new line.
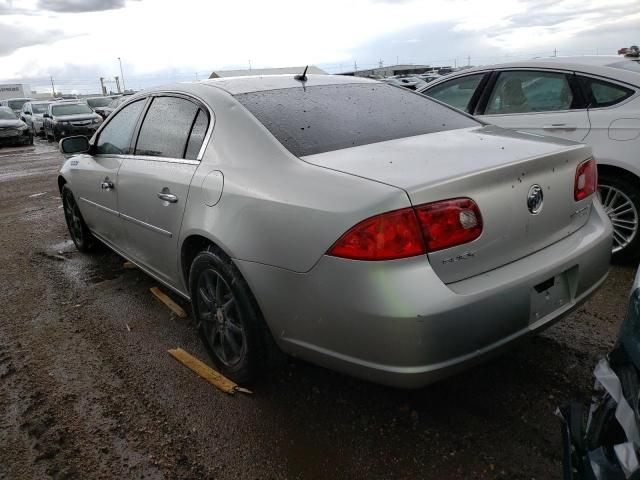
xmin=17 ymin=124 xmax=28 ymax=130
xmin=92 ymin=118 xmax=102 ymax=124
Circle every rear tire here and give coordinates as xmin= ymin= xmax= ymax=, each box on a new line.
xmin=61 ymin=185 xmax=97 ymax=253
xmin=189 ymin=248 xmax=278 ymax=385
xmin=598 ymin=172 xmax=640 ymax=264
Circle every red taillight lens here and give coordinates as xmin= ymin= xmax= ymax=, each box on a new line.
xmin=574 ymin=158 xmax=597 ymax=201
xmin=328 ymin=198 xmax=483 ymax=260
xmin=415 ymin=198 xmax=483 ymax=252
xmin=328 ymin=207 xmax=425 ymax=260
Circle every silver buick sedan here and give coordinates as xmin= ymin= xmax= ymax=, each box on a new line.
xmin=58 ymin=74 xmax=612 ymax=388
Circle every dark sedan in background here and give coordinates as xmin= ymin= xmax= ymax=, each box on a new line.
xmin=0 ymin=106 xmax=33 ymax=147
xmin=94 ymin=94 xmax=130 ymax=119
xmin=86 ymin=95 xmax=118 ymax=111
xmin=43 ymin=102 xmax=103 ymax=142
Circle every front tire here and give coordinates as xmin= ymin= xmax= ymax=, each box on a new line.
xmin=189 ymin=248 xmax=275 ymax=384
xmin=598 ymin=172 xmax=640 ymax=263
xmin=61 ymin=185 xmax=97 ymax=253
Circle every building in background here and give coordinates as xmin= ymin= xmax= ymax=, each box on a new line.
xmin=209 ymin=65 xmax=327 ymax=78
xmin=338 ymin=64 xmax=435 ymax=78
xmin=0 ymin=83 xmax=32 ymax=100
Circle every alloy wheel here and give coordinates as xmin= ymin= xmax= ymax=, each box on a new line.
xmin=598 ymin=184 xmax=639 ymax=253
xmin=196 ymin=269 xmax=246 ymax=367
xmin=63 ymin=192 xmax=84 ymax=245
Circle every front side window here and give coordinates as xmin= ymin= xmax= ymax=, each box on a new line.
xmin=135 ymin=96 xmax=199 ymax=158
xmin=485 ymin=71 xmax=574 ymax=115
xmin=424 ymin=74 xmax=486 ymax=112
xmin=578 ymin=76 xmax=634 ymax=108
xmin=96 ymin=99 xmax=145 ymax=155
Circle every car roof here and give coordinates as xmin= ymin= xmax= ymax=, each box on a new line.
xmin=3 ymin=97 xmax=32 ymax=102
xmin=421 ymin=56 xmax=640 ymax=89
xmin=199 ymin=74 xmax=378 ymax=95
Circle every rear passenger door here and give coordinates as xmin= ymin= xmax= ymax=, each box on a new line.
xmin=117 ymin=94 xmax=210 ymax=286
xmin=475 ymin=69 xmax=591 ymax=142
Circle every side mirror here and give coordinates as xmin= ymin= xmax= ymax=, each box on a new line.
xmin=24 ymin=111 xmax=31 ymax=115
xmin=43 ymin=113 xmax=50 ymax=118
xmin=60 ymin=136 xmax=90 ymax=154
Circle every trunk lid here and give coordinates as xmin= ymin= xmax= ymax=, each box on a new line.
xmin=303 ymin=125 xmax=595 ymax=283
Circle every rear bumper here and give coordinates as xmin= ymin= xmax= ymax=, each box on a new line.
xmin=237 ymin=200 xmax=613 ymax=388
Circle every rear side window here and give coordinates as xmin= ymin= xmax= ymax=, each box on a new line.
xmin=485 ymin=71 xmax=574 ymax=114
xmin=96 ymin=100 xmax=145 ymax=155
xmin=424 ymin=74 xmax=486 ymax=112
xmin=135 ymin=96 xmax=199 ymax=158
xmin=185 ymin=109 xmax=209 ymax=160
xmin=578 ymin=76 xmax=634 ymax=108
xmin=235 ymin=83 xmax=477 ymax=157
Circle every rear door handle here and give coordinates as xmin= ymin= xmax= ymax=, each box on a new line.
xmin=543 ymin=124 xmax=577 ymax=131
xmin=157 ymin=190 xmax=178 ymax=203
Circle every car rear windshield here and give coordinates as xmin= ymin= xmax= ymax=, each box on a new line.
xmin=8 ymin=99 xmax=28 ymax=110
xmin=86 ymin=97 xmax=113 ymax=108
xmin=0 ymin=108 xmax=17 ymax=120
xmin=32 ymin=103 xmax=49 ymax=114
xmin=607 ymin=59 xmax=640 ymax=74
xmin=234 ymin=83 xmax=478 ymax=157
xmin=52 ymin=104 xmax=93 ymax=116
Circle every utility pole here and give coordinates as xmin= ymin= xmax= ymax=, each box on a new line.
xmin=554 ymin=48 xmax=557 ymax=57
xmin=99 ymin=77 xmax=106 ymax=95
xmin=354 ymin=61 xmax=358 ymax=72
xmin=396 ymin=55 xmax=399 ymax=65
xmin=117 ymin=57 xmax=126 ymax=92
xmin=115 ymin=76 xmax=121 ymax=94
xmin=195 ymin=72 xmax=199 ymax=81
xmin=378 ymin=58 xmax=384 ymax=68
xmin=50 ymin=75 xmax=56 ymax=97
xmin=467 ymin=55 xmax=471 ymax=66
xmin=248 ymin=60 xmax=252 ymax=71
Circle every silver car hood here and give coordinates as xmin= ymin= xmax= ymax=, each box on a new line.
xmin=303 ymin=125 xmax=596 ymax=283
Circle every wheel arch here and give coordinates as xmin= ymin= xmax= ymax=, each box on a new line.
xmin=57 ymin=175 xmax=67 ymax=193
xmin=598 ymin=164 xmax=640 ymax=189
xmin=180 ymin=233 xmax=234 ymax=291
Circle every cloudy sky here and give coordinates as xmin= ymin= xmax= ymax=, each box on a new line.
xmin=0 ymin=0 xmax=638 ymax=94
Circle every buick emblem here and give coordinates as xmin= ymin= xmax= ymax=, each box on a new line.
xmin=527 ymin=184 xmax=544 ymax=215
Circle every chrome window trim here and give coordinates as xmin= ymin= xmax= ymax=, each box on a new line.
xmin=94 ymin=153 xmax=200 ymax=165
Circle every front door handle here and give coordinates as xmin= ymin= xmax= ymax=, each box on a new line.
xmin=157 ymin=189 xmax=178 ymax=203
xmin=101 ymin=178 xmax=114 ymax=190
xmin=543 ymin=124 xmax=577 ymax=131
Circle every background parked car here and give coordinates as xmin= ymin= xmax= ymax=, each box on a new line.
xmin=43 ymin=101 xmax=103 ymax=142
xmin=57 ymin=75 xmax=611 ymax=387
xmin=20 ymin=101 xmax=52 ymax=137
xmin=94 ymin=95 xmax=129 ymax=119
xmin=85 ymin=96 xmax=118 ymax=111
xmin=418 ymin=56 xmax=640 ymax=263
xmin=0 ymin=106 xmax=33 ymax=146
xmin=0 ymin=97 xmax=34 ymax=115
xmin=382 ymin=75 xmax=427 ymax=90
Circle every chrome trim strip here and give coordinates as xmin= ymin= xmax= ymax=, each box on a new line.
xmin=79 ymin=197 xmax=119 ymax=216
xmin=120 ymin=212 xmax=172 ymax=238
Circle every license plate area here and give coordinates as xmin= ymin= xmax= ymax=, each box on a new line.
xmin=530 ymin=271 xmax=571 ymax=323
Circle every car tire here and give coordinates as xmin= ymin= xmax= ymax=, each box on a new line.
xmin=189 ymin=247 xmax=279 ymax=385
xmin=61 ymin=185 xmax=97 ymax=253
xmin=598 ymin=172 xmax=640 ymax=264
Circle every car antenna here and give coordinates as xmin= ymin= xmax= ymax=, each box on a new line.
xmin=294 ymin=65 xmax=309 ymax=82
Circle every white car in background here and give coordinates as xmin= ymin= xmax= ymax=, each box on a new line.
xmin=418 ymin=56 xmax=640 ymax=262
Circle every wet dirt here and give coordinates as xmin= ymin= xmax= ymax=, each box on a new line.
xmin=0 ymin=139 xmax=637 ymax=479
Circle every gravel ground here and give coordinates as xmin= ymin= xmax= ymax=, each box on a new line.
xmin=0 ymin=139 xmax=637 ymax=480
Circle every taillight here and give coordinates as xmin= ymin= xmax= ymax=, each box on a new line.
xmin=328 ymin=198 xmax=483 ymax=260
xmin=415 ymin=198 xmax=483 ymax=252
xmin=574 ymin=158 xmax=597 ymax=201
xmin=328 ymin=208 xmax=425 ymax=260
